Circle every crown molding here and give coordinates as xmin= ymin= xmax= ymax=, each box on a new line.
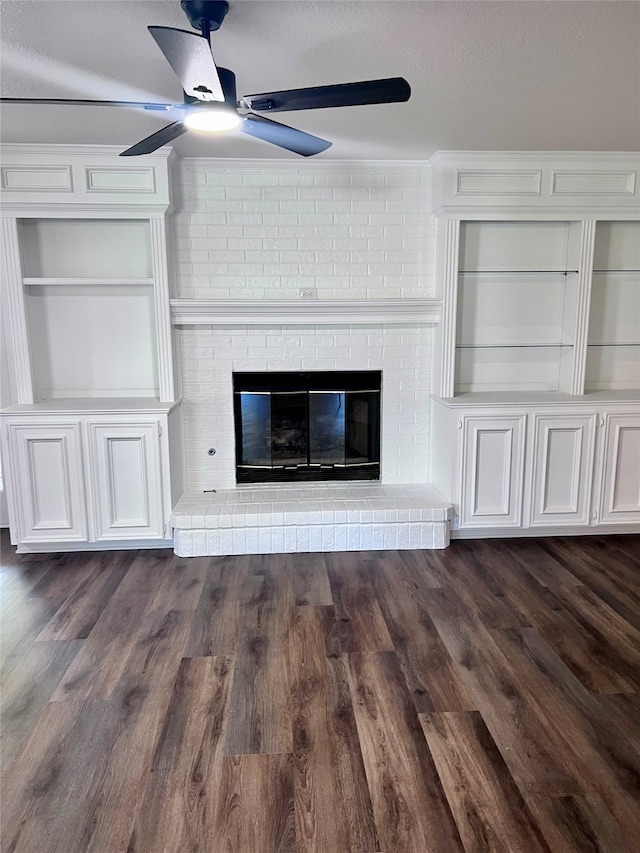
xmin=177 ymin=157 xmax=431 ymax=172
xmin=429 ymin=150 xmax=640 ymax=164
xmin=0 ymin=143 xmax=175 ymax=162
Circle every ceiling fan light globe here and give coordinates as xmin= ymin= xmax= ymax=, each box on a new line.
xmin=184 ymin=103 xmax=240 ymax=132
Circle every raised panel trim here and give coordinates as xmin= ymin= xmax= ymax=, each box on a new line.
xmin=456 ymin=170 xmax=542 ymax=196
xmin=26 ymin=435 xmax=74 ymax=529
xmin=529 ymin=413 xmax=596 ymax=528
xmin=429 ymin=152 xmax=640 ymax=213
xmin=540 ymin=426 xmax=582 ymax=514
xmin=460 ymin=415 xmax=525 ymax=528
xmin=85 ymin=167 xmax=156 ymax=194
xmin=471 ymin=427 xmax=513 ymax=516
xmin=551 ymin=171 xmax=637 ymax=196
xmin=537 ymin=426 xmax=583 ymax=516
xmin=607 ymin=424 xmax=640 ymax=514
xmin=6 ymin=422 xmax=88 ymax=544
xmin=104 ymin=434 xmax=151 ymax=528
xmin=1 ymin=165 xmax=73 ymax=192
xmin=89 ymin=421 xmax=164 ymax=540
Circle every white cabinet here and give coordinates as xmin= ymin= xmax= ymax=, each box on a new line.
xmin=529 ymin=413 xmax=596 ymax=527
xmin=430 ymin=152 xmax=639 ymax=540
xmin=597 ymin=413 xmax=640 ymax=524
xmin=1 ymin=402 xmax=182 ymax=552
xmin=460 ymin=415 xmax=526 ymax=528
xmin=0 ymin=146 xmax=184 ymax=554
xmin=5 ymin=422 xmax=88 ymax=544
xmin=432 ymin=397 xmax=639 ymax=536
xmin=88 ymin=422 xmax=165 ymax=541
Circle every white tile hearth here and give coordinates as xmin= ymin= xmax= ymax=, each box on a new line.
xmin=170 ymin=483 xmax=453 ymax=556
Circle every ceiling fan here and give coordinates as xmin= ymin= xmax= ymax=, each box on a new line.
xmin=0 ymin=0 xmax=411 ymax=157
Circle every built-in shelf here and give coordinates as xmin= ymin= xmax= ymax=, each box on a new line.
xmin=170 ymin=299 xmax=443 ymax=326
xmin=458 ymin=270 xmax=579 ymax=276
xmin=23 ymin=277 xmax=155 ymax=286
xmin=456 ymin=344 xmax=573 ymax=350
xmin=1 ymin=398 xmax=179 ymax=414
xmin=435 ymin=389 xmax=640 ymax=406
xmin=588 ymin=343 xmax=639 ymax=348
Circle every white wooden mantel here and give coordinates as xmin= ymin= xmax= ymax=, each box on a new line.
xmin=170 ymin=298 xmax=442 ymax=326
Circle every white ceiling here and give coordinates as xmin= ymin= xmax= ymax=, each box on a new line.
xmin=1 ymin=0 xmax=639 ymax=161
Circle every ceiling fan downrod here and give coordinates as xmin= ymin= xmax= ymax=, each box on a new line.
xmin=181 ymin=1 xmax=229 ymax=41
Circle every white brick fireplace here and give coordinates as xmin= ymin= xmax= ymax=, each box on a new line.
xmin=168 ymin=159 xmax=453 ymax=554
xmin=178 ymin=321 xmax=434 ymax=491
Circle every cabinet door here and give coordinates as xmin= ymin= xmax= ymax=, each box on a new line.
xmin=598 ymin=413 xmax=640 ymax=524
xmin=5 ymin=423 xmax=88 ymax=544
xmin=460 ymin=415 xmax=526 ymax=528
xmin=88 ymin=422 xmax=165 ymax=540
xmin=529 ymin=414 xmax=597 ymax=527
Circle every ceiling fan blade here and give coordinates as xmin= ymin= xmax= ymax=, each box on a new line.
xmin=240 ymin=113 xmax=332 ymax=157
xmin=148 ymin=26 xmax=224 ymax=102
xmin=120 ymin=121 xmax=188 ymax=157
xmin=240 ymin=77 xmax=411 ymax=113
xmin=0 ymin=97 xmax=180 ymax=111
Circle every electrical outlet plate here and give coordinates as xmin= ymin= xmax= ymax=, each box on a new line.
xmin=299 ymin=288 xmax=317 ymax=300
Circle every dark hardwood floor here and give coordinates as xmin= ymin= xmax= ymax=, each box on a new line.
xmin=1 ymin=529 xmax=639 ymax=852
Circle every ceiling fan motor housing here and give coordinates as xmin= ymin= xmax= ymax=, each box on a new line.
xmin=181 ymin=1 xmax=229 ymax=34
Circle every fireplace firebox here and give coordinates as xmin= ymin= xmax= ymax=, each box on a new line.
xmin=233 ymin=371 xmax=381 ymax=483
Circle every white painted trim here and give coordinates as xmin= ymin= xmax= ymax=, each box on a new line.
xmin=451 ymin=523 xmax=640 ymax=539
xmin=430 ymin=150 xmax=640 ymax=165
xmin=1 ymin=218 xmax=34 ymax=403
xmin=438 ymin=219 xmax=460 ymax=397
xmin=14 ymin=538 xmax=174 ymax=553
xmin=432 ymin=206 xmax=640 ymax=221
xmin=170 ymin=298 xmax=442 ymax=326
xmin=177 ymin=158 xmax=431 ymax=171
xmin=0 ymin=205 xmax=172 ymax=218
xmin=1 ymin=400 xmax=180 ymax=415
xmin=0 ymin=143 xmax=174 ymax=162
xmin=150 ymin=218 xmax=176 ymax=402
xmin=571 ymin=220 xmax=596 ymax=394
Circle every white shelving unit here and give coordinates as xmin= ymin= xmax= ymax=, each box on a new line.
xmin=586 ymin=221 xmax=640 ymax=392
xmin=20 ymin=218 xmax=160 ymax=400
xmin=430 ymin=151 xmax=640 ymax=538
xmin=0 ymin=145 xmax=183 ymax=553
xmin=455 ymin=221 xmax=582 ymax=394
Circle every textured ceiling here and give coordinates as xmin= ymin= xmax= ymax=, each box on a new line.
xmin=1 ymin=0 xmax=639 ymax=160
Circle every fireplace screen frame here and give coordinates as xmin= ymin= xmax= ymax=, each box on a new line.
xmin=233 ymin=371 xmax=381 ymax=484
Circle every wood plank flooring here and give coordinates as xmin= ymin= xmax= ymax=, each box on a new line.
xmin=1 ymin=530 xmax=639 ymax=852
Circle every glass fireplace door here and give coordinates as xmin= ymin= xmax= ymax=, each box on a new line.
xmin=234 ymin=372 xmax=381 ymax=483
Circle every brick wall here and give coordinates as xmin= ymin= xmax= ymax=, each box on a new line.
xmin=172 ymin=160 xmax=434 ymax=300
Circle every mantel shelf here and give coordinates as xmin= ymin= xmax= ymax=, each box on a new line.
xmin=170 ymin=299 xmax=442 ymax=326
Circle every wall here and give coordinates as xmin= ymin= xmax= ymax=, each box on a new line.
xmin=171 ymin=160 xmax=435 ymax=491
xmin=172 ymin=160 xmax=433 ymax=300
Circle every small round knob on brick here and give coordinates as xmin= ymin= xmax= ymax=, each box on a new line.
xmin=208 ymin=448 xmax=216 ymax=456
